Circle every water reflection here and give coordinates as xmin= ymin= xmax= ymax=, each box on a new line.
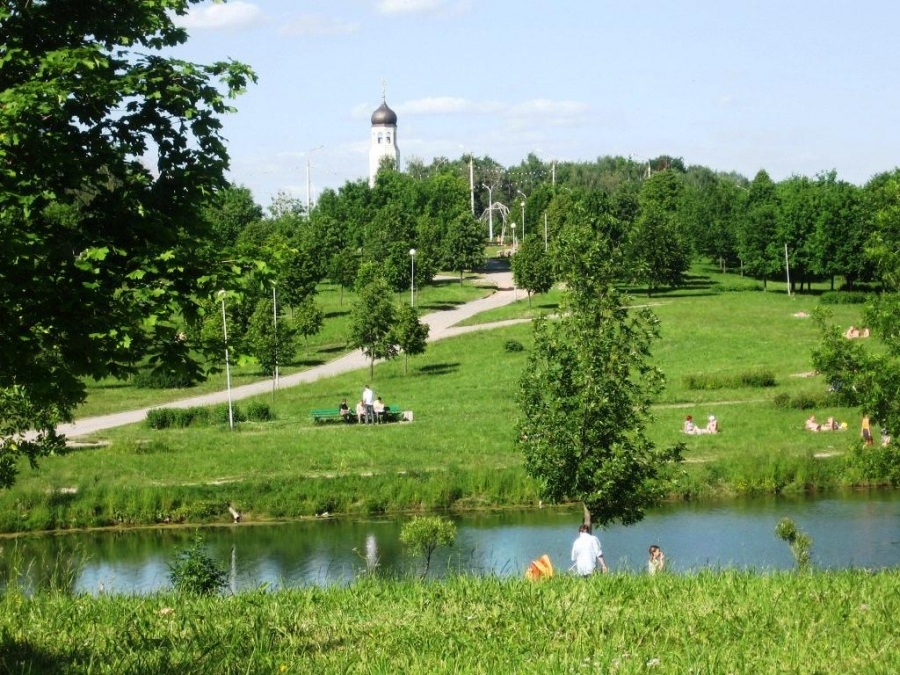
xmin=1 ymin=491 xmax=897 ymax=595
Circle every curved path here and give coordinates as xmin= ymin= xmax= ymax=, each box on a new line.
xmin=57 ymin=267 xmax=527 ymax=438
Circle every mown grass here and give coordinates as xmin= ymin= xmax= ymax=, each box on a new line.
xmin=77 ymin=278 xmax=492 ymax=417
xmin=0 ymin=262 xmax=884 ymax=532
xmin=1 ymin=570 xmax=897 ymax=674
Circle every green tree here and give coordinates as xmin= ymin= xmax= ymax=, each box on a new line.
xmin=244 ymin=298 xmax=297 ymax=377
xmin=400 ymin=515 xmax=457 ymax=579
xmin=0 ymin=0 xmax=254 ymax=487
xmin=329 ymin=246 xmax=361 ymax=305
xmin=202 ymin=185 xmax=263 ymax=249
xmin=394 ymin=303 xmax=430 ymax=374
xmin=628 ymin=170 xmax=691 ymax=295
xmin=442 ymin=212 xmax=486 ymax=282
xmin=294 ymin=296 xmax=324 ymax=345
xmin=517 ymin=215 xmax=682 ymax=527
xmin=512 ymin=236 xmax=554 ymax=306
xmin=348 ymin=276 xmax=398 ymax=379
xmin=738 ymin=170 xmax=781 ymax=288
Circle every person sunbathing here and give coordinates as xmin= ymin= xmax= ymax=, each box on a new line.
xmin=683 ymin=415 xmax=698 ymax=434
xmin=705 ymin=415 xmax=719 ymax=434
xmin=805 ymin=415 xmax=821 ymax=432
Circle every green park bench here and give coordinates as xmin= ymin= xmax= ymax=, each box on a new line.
xmin=310 ymin=405 xmax=407 ymax=424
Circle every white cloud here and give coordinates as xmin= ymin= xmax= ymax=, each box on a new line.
xmin=376 ymin=0 xmax=472 ymax=18
xmin=176 ymin=1 xmax=265 ymax=31
xmin=400 ymin=96 xmax=503 ymax=115
xmin=280 ymin=15 xmax=360 ymax=37
xmin=507 ymin=99 xmax=589 ymax=119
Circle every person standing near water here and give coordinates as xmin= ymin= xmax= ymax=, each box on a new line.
xmin=571 ymin=524 xmax=608 ymax=576
xmin=648 ymin=545 xmax=665 ymax=574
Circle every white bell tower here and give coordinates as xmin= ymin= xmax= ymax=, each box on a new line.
xmin=369 ymin=86 xmax=399 ymax=186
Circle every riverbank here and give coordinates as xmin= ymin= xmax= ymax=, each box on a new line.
xmin=2 ymin=570 xmax=897 ymax=673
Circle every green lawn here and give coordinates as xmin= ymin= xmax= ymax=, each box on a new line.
xmin=0 ymin=262 xmax=883 ymax=531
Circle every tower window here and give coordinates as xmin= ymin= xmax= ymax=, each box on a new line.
xmin=386 ymin=133 xmax=391 ymax=144
xmin=378 ymin=133 xmax=383 ymax=144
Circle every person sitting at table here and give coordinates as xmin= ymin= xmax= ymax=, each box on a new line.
xmin=373 ymin=396 xmax=385 ymax=423
xmin=355 ymin=399 xmax=366 ymax=424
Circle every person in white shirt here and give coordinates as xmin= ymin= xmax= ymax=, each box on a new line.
xmin=362 ymin=384 xmax=375 ymax=424
xmin=571 ymin=524 xmax=608 ymax=576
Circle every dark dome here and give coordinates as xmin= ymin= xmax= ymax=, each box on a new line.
xmin=371 ymin=101 xmax=397 ymax=126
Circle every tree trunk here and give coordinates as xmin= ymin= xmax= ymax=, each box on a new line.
xmin=582 ymin=503 xmax=592 ymax=529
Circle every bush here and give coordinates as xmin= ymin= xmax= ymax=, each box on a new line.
xmin=504 ymin=340 xmax=524 ymax=352
xmin=684 ymin=370 xmax=776 ymax=390
xmin=819 ymin=291 xmax=870 ymax=305
xmin=246 ymin=401 xmax=274 ymax=422
xmin=132 ymin=369 xmax=198 ymax=389
xmin=146 ymin=404 xmax=248 ymax=429
xmin=772 ymin=391 xmax=833 ymax=410
xmin=168 ymin=533 xmax=228 ymax=595
xmin=400 ymin=515 xmax=457 ymax=579
xmin=846 ymin=444 xmax=900 ymax=486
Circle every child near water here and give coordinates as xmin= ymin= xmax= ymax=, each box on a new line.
xmin=648 ymin=545 xmax=665 ymax=574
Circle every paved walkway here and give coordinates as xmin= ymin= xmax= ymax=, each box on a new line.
xmin=57 ymin=267 xmax=528 ymax=438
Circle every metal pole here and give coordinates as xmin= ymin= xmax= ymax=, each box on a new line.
xmin=482 ymin=184 xmax=493 ymax=241
xmin=409 ymin=249 xmax=416 ymax=306
xmin=469 ymin=154 xmax=475 ymax=215
xmin=784 ymin=243 xmax=792 ymax=297
xmin=220 ymin=292 xmax=234 ymax=430
xmin=544 ymin=212 xmax=548 ymax=252
xmin=272 ymin=285 xmax=279 ymax=397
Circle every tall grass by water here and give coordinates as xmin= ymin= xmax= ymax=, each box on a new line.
xmin=1 ymin=570 xmax=897 ymax=673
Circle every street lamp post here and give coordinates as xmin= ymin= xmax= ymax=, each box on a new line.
xmin=517 ymin=189 xmax=527 ymax=239
xmin=409 ymin=248 xmax=416 ymax=306
xmin=306 ymin=144 xmax=324 ymax=218
xmin=481 ymin=183 xmax=494 ymax=242
xmin=219 ymin=291 xmax=234 ymax=430
xmin=511 ymin=222 xmax=517 ymax=248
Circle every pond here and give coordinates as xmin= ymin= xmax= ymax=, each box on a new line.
xmin=2 ymin=490 xmax=897 ymax=595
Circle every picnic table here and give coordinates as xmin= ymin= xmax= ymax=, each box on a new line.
xmin=311 ymin=405 xmax=406 ymax=424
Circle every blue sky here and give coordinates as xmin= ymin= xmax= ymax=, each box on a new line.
xmin=172 ymin=0 xmax=899 ymax=208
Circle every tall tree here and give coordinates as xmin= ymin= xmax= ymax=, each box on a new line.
xmin=442 ymin=212 xmax=486 ymax=282
xmin=348 ymin=276 xmax=398 ymax=379
xmin=628 ymin=171 xmax=690 ymax=295
xmin=512 ymin=236 xmax=554 ymax=306
xmin=394 ymin=304 xmax=430 ymax=374
xmin=737 ymin=170 xmax=781 ymax=288
xmin=517 ymin=212 xmax=682 ymax=527
xmin=0 ymin=0 xmax=254 ymax=487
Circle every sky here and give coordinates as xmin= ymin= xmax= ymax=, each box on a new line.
xmin=170 ymin=0 xmax=900 ymax=208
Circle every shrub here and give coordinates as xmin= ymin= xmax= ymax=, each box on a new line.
xmin=146 ymin=404 xmax=248 ymax=429
xmin=168 ymin=533 xmax=228 ymax=595
xmin=684 ymin=370 xmax=776 ymax=390
xmin=132 ymin=369 xmax=197 ymax=389
xmin=246 ymin=401 xmax=274 ymax=422
xmin=710 ymin=282 xmax=764 ymax=294
xmin=504 ymin=340 xmax=524 ymax=352
xmin=846 ymin=443 xmax=900 ymax=486
xmin=772 ymin=392 xmax=833 ymax=410
xmin=819 ymin=291 xmax=869 ymax=305
xmin=400 ymin=515 xmax=457 ymax=579
xmin=775 ymin=517 xmax=813 ymax=570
